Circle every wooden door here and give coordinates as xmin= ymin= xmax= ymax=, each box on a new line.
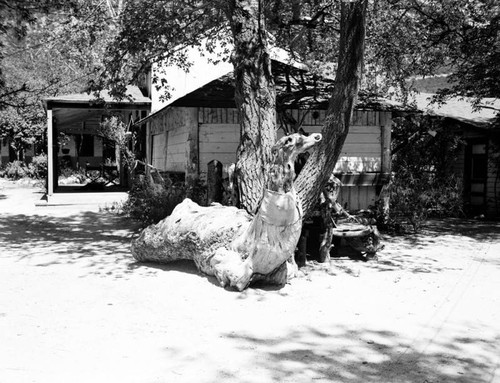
xmin=464 ymin=139 xmax=488 ymax=216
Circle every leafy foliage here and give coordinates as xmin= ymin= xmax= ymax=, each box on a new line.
xmin=93 ymin=0 xmax=229 ymax=101
xmin=98 ymin=115 xmax=136 ymax=168
xmin=381 ymin=115 xmax=465 ymax=233
xmin=123 ymin=176 xmax=186 ymax=227
xmin=1 ymin=161 xmax=27 ymax=179
xmin=368 ymin=0 xmax=500 ymax=104
xmin=384 ymin=169 xmax=464 ymax=233
xmin=0 ymin=0 xmax=116 ymax=155
xmin=94 ymin=0 xmax=499 ymax=112
xmin=0 ymin=153 xmax=47 ymax=180
xmin=0 ymin=1 xmax=80 ymax=108
xmin=0 ymin=107 xmax=45 ymax=158
xmin=29 ymin=153 xmax=48 ymax=179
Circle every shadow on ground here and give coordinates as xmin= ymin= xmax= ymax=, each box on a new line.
xmin=163 ymin=324 xmax=497 ymax=383
xmin=211 ymin=325 xmax=498 ymax=383
xmin=0 ymin=212 xmax=161 ymax=279
xmin=423 ymin=218 xmax=500 ymax=242
xmin=2 ymin=212 xmax=499 ymax=281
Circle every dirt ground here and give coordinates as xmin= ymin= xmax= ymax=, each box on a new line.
xmin=1 ymin=179 xmax=499 ymax=383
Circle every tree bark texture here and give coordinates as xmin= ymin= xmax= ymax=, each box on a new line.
xmin=318 ymin=174 xmax=342 ymax=262
xmin=295 ymin=0 xmax=368 ymax=217
xmin=226 ymin=0 xmax=277 ymax=214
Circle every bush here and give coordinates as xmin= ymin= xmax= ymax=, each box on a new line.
xmin=4 ymin=160 xmax=27 ymax=179
xmin=381 ymin=170 xmax=464 ymax=233
xmin=1 ymin=155 xmax=47 ymax=180
xmin=379 ymin=115 xmax=466 ymax=233
xmin=123 ymin=175 xmax=187 ymax=227
xmin=27 ymin=154 xmax=48 ymax=179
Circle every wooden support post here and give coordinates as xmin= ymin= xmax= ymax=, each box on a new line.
xmin=186 ymin=117 xmax=200 ymax=194
xmin=207 ymin=160 xmax=223 ymax=204
xmin=380 ymin=111 xmax=392 ymax=175
xmin=47 ymin=109 xmax=54 ymax=197
xmin=145 ymin=120 xmax=151 ymax=179
xmin=379 ymin=111 xmax=392 ymax=221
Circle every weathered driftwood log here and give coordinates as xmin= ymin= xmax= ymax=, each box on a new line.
xmin=131 ymin=199 xmax=251 ymax=276
xmin=131 ymin=133 xmax=322 ymax=291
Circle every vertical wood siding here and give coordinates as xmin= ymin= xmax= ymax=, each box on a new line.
xmin=338 ymin=186 xmax=378 ymax=211
xmin=300 ymin=124 xmax=382 ymax=172
xmin=151 ymin=133 xmax=166 ymax=170
xmin=150 ymin=107 xmax=390 ymax=211
xmin=199 ymin=123 xmax=239 ymax=180
xmin=166 ymin=128 xmax=188 ymax=172
xmin=487 ymin=139 xmax=500 ymax=216
xmin=148 ymin=107 xmax=196 ymax=172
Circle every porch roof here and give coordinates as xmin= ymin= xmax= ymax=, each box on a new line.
xmin=43 ymin=86 xmax=151 ymax=110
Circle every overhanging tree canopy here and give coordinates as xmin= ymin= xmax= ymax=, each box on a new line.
xmin=97 ymin=0 xmax=499 ymax=213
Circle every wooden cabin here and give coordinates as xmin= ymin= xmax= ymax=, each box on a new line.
xmin=413 ymin=93 xmax=500 ymax=217
xmin=43 ymin=86 xmax=151 ymax=197
xmin=140 ymin=68 xmax=393 ymax=211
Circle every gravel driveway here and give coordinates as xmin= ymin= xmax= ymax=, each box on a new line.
xmin=1 ymin=179 xmax=499 ymax=383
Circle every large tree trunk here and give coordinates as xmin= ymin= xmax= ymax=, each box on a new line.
xmin=131 ymin=1 xmax=369 ymax=291
xmin=295 ymin=0 xmax=368 ymax=217
xmin=226 ymin=0 xmax=277 ymax=214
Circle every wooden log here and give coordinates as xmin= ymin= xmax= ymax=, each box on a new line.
xmin=131 ymin=199 xmax=252 ymax=276
xmin=131 ymin=133 xmax=323 ymax=291
xmin=131 ymin=197 xmax=298 ymax=290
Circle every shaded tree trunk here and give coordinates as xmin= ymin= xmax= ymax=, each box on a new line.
xmin=226 ymin=0 xmax=277 ymax=214
xmin=296 ymin=0 xmax=368 ymax=217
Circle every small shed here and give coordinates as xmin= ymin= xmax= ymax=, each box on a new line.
xmin=414 ymin=93 xmax=500 ymax=217
xmin=43 ymin=86 xmax=151 ymax=197
xmin=139 ymin=65 xmax=393 ymax=211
